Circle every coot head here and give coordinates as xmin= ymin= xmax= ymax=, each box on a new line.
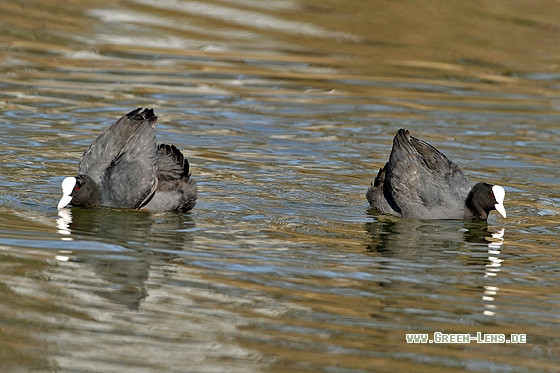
xmin=57 ymin=175 xmax=102 ymax=209
xmin=465 ymin=183 xmax=506 ymax=220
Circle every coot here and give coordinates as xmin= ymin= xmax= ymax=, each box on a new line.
xmin=366 ymin=129 xmax=506 ymax=220
xmin=58 ymin=108 xmax=197 ymax=212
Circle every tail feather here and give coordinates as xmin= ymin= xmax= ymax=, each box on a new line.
xmin=156 ymin=143 xmax=190 ymax=181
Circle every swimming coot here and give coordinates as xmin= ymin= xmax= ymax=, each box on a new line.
xmin=366 ymin=129 xmax=506 ymax=220
xmin=58 ymin=108 xmax=197 ymax=212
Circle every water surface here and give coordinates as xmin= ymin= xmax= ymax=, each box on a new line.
xmin=1 ymin=0 xmax=560 ymax=371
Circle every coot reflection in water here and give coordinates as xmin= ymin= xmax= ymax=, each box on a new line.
xmin=365 ymin=213 xmax=506 ymax=317
xmin=56 ymin=208 xmax=196 ymax=310
xmin=365 ymin=215 xmax=504 ymax=255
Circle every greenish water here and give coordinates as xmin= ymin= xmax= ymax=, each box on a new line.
xmin=1 ymin=0 xmax=559 ymax=371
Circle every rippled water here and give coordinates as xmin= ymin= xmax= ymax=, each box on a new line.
xmin=1 ymin=0 xmax=560 ymax=371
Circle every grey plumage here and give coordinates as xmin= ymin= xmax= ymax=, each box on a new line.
xmin=367 ymin=129 xmax=505 ymax=220
xmin=60 ymin=108 xmax=197 ymax=212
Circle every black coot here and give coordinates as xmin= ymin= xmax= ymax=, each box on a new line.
xmin=58 ymin=108 xmax=197 ymax=212
xmin=366 ymin=129 xmax=506 ymax=220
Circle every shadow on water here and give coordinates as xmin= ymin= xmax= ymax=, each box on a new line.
xmin=56 ymin=207 xmax=195 ymax=310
